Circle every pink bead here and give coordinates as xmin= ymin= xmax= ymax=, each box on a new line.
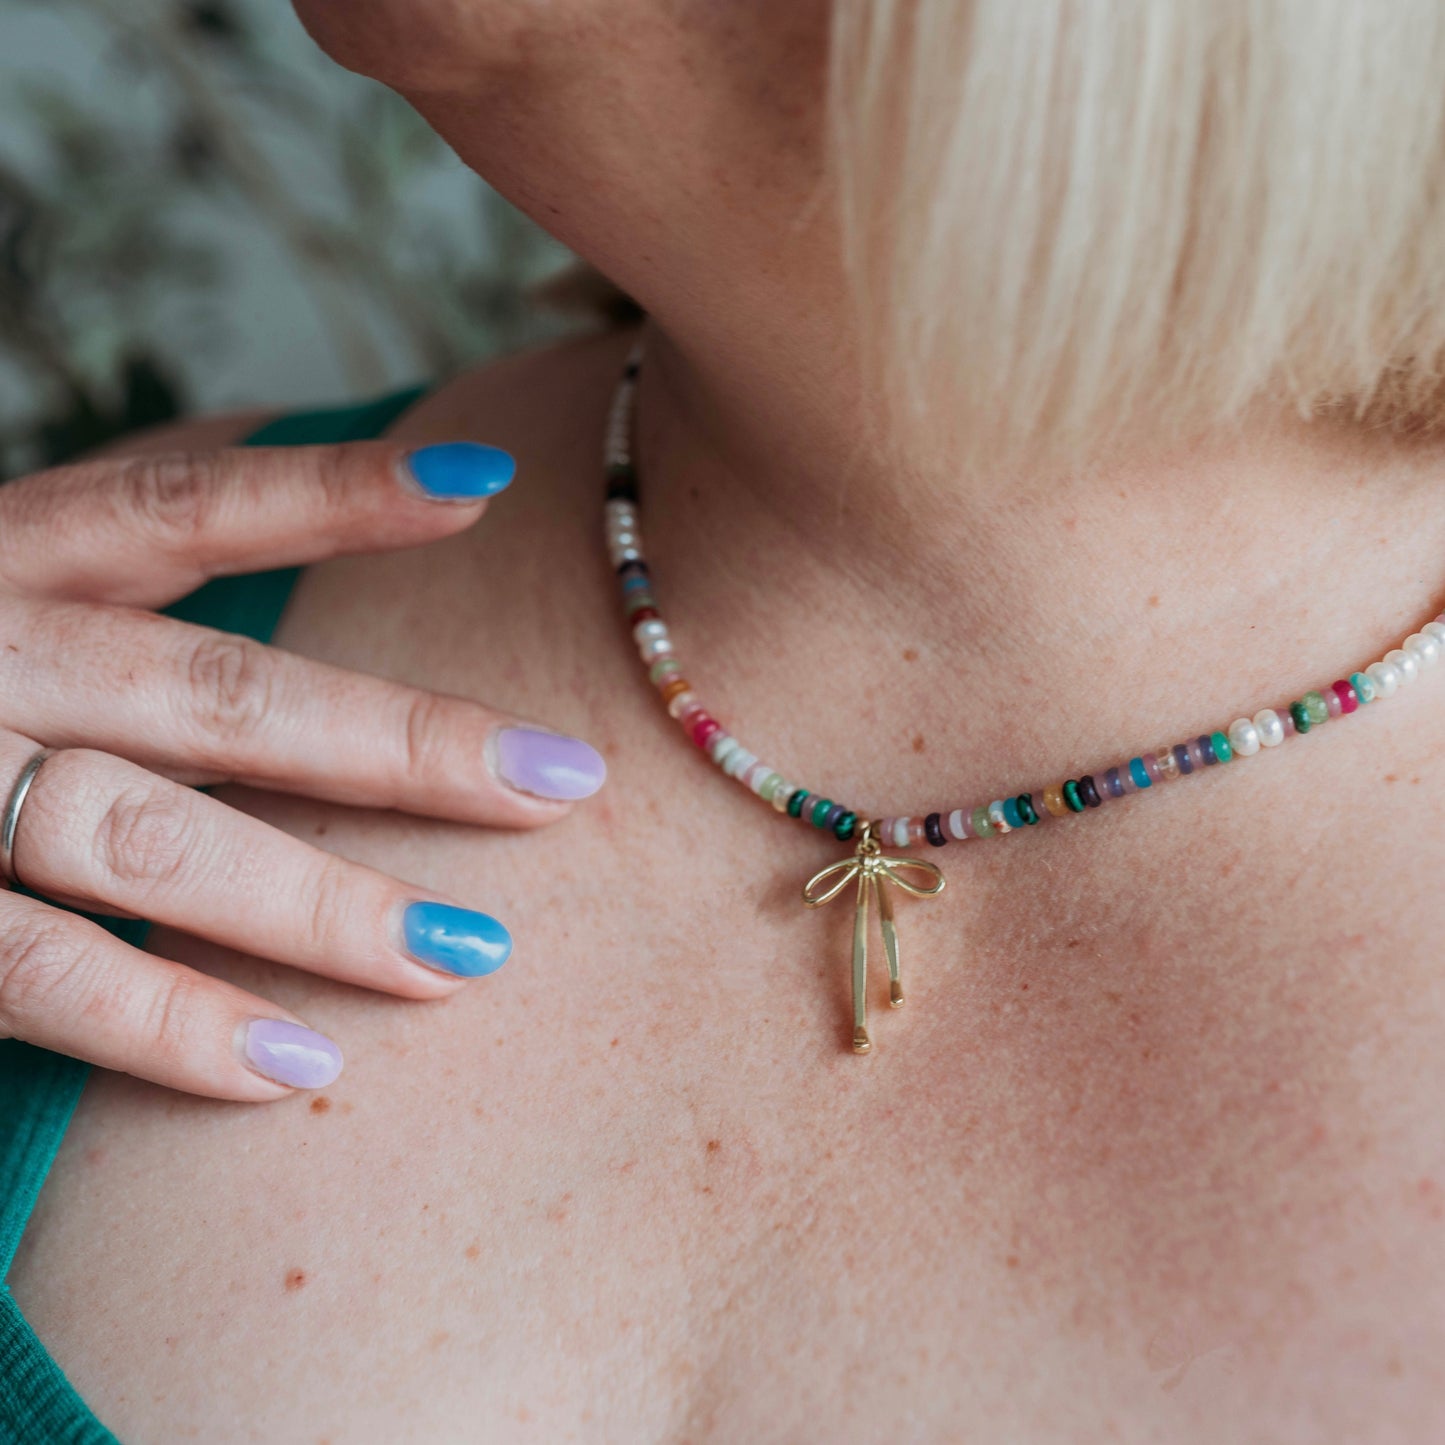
xmin=1279 ymin=707 xmax=1296 ymax=736
xmin=676 ymin=701 xmax=704 ymax=727
xmin=690 ymin=715 xmax=720 ymax=748
xmin=1323 ymin=686 xmax=1342 ymax=718
xmin=908 ymin=819 xmax=927 ymax=846
xmin=1331 ymin=679 xmax=1358 ymax=715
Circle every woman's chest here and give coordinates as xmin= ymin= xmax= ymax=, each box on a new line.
xmin=21 ymin=520 xmax=1445 ymax=1442
xmin=26 ymin=752 xmax=1445 ymax=1443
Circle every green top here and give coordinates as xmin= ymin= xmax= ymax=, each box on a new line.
xmin=0 ymin=386 xmax=425 ymax=1445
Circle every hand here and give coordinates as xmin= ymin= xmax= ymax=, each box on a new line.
xmin=0 ymin=439 xmax=606 ymax=1100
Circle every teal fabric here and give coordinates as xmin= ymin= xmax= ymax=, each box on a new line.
xmin=0 ymin=385 xmax=425 ymax=1445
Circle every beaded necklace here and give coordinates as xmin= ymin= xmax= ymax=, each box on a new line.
xmin=603 ymin=342 xmax=1445 ymax=1054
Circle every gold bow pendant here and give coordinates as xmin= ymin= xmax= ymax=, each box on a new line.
xmin=802 ymin=821 xmax=945 ymax=1054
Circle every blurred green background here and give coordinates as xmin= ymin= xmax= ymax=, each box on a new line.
xmin=0 ymin=0 xmax=574 ymax=479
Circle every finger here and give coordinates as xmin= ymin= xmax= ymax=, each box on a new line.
xmin=7 ymin=598 xmax=607 ymax=825
xmin=10 ymin=744 xmax=513 ymax=1001
xmin=0 ymin=889 xmax=342 ymax=1101
xmin=0 ymin=441 xmax=515 ymax=607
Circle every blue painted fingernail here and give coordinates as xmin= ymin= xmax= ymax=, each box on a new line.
xmin=403 ymin=901 xmax=513 ymax=977
xmin=405 ymin=443 xmax=515 ymax=500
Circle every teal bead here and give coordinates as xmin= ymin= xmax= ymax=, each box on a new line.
xmin=1351 ymin=670 xmax=1376 ymax=703
xmin=1302 ymin=690 xmax=1329 ymax=726
xmin=1290 ymin=701 xmax=1311 ymax=734
xmin=1062 ymin=779 xmax=1085 ymax=813
xmin=1210 ymin=729 xmax=1232 ymax=763
xmin=810 ymin=797 xmax=834 ymax=828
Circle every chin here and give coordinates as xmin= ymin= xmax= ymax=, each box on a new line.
xmin=290 ymin=0 xmax=564 ymax=90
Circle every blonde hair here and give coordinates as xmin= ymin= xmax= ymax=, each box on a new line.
xmin=831 ymin=1 xmax=1445 ymax=458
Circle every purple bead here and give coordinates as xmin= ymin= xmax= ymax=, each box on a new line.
xmin=1103 ymin=766 xmax=1123 ymax=797
xmin=1197 ymin=733 xmax=1217 ymax=765
xmin=1173 ymin=742 xmax=1194 ymax=776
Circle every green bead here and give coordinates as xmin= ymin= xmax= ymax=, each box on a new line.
xmin=1290 ymin=701 xmax=1311 ymax=734
xmin=970 ymin=805 xmax=994 ymax=838
xmin=1351 ymin=670 xmax=1376 ymax=703
xmin=648 ymin=657 xmax=681 ymax=684
xmin=1062 ymin=779 xmax=1085 ymax=812
xmin=1210 ymin=730 xmax=1232 ymax=763
xmin=787 ymin=789 xmax=809 ymax=818
xmin=759 ymin=773 xmax=783 ymax=802
xmin=834 ymin=811 xmax=857 ymax=842
xmin=1303 ymin=690 xmax=1329 ymax=726
xmin=810 ymin=798 xmax=834 ymax=828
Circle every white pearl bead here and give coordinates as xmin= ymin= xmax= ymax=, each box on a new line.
xmin=1405 ymin=632 xmax=1440 ymax=667
xmin=1227 ymin=717 xmax=1261 ymax=757
xmin=1253 ymin=709 xmax=1285 ymax=747
xmin=1424 ymin=621 xmax=1445 ymax=647
xmin=1367 ymin=659 xmax=1402 ymax=696
xmin=1386 ymin=648 xmax=1418 ymax=683
xmin=632 ymin=619 xmax=668 ymax=644
xmin=948 ymin=809 xmax=969 ymax=839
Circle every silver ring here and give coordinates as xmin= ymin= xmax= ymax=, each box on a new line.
xmin=1 ymin=747 xmax=55 ymax=885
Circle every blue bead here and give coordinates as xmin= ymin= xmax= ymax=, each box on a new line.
xmin=1350 ymin=670 xmax=1376 ymax=703
xmin=1129 ymin=757 xmax=1152 ymax=789
xmin=1002 ymin=797 xmax=1023 ymax=829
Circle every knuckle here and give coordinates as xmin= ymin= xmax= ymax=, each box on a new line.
xmin=94 ymin=784 xmax=192 ymax=890
xmin=137 ymin=970 xmax=205 ymax=1066
xmin=185 ymin=632 xmax=275 ymax=744
xmin=0 ymin=914 xmax=77 ymax=1035
xmin=309 ymin=445 xmax=357 ymax=514
xmin=402 ymin=690 xmax=456 ymax=785
xmin=115 ymin=452 xmax=219 ymax=547
xmin=302 ymin=856 xmax=355 ymax=955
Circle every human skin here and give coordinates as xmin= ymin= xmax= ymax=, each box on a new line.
xmin=12 ymin=2 xmax=1445 ymax=1440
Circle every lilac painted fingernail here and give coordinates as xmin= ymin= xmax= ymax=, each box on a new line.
xmin=243 ymin=1019 xmax=343 ymax=1089
xmin=491 ymin=727 xmax=607 ymax=801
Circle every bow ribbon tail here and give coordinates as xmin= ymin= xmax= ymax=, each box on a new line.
xmin=875 ymin=871 xmax=905 ymax=1007
xmin=851 ymin=869 xmax=874 ymax=1054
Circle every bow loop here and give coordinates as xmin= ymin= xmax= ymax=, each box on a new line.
xmin=802 ymin=857 xmax=863 ymax=908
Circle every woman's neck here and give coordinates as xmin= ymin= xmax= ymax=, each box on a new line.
xmin=635 ymin=316 xmax=1445 ymax=794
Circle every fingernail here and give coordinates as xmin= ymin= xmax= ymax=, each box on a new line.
xmin=243 ymin=1019 xmax=344 ymax=1089
xmin=405 ymin=442 xmax=515 ymax=500
xmin=491 ymin=727 xmax=607 ymax=801
xmin=403 ymin=901 xmax=513 ymax=977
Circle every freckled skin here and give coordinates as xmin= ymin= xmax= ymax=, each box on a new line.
xmin=8 ymin=335 xmax=1445 ymax=1442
